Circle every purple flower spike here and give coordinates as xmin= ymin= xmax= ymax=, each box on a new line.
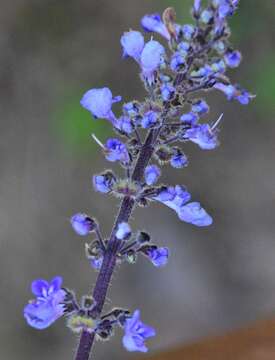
xmin=178 ymin=202 xmax=213 ymax=226
xmin=122 ymin=310 xmax=156 ymax=352
xmin=24 ymin=277 xmax=65 ymax=330
xmin=81 ymin=87 xmax=121 ymax=124
xmin=147 ymin=247 xmax=169 ymax=267
xmin=71 ymin=213 xmax=96 ymax=236
xmin=141 ymin=14 xmax=170 ymax=40
xmin=105 ymin=138 xmax=130 ymax=164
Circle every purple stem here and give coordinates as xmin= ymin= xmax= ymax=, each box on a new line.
xmin=74 ymin=129 xmax=157 ymax=360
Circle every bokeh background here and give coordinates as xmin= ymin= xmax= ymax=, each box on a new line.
xmin=1 ymin=0 xmax=275 ymax=359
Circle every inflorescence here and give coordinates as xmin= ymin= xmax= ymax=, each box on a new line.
xmin=24 ymin=0 xmax=253 ymax=357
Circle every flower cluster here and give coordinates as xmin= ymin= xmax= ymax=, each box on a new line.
xmin=24 ymin=0 xmax=253 ymax=357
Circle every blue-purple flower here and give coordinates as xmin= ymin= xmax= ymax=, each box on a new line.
xmin=141 ymin=110 xmax=159 ymax=128
xmin=71 ymin=213 xmax=96 ymax=236
xmin=122 ymin=310 xmax=156 ymax=352
xmin=115 ymin=116 xmax=134 ymax=134
xmin=120 ymin=31 xmax=144 ymax=61
xmin=146 ymin=247 xmax=169 ymax=267
xmin=140 ymin=40 xmax=165 ymax=83
xmin=170 ymin=151 xmax=188 ymax=168
xmin=141 ymin=13 xmax=170 ymax=40
xmin=153 ymin=185 xmax=212 ymax=227
xmin=90 ymin=257 xmax=103 ymax=271
xmin=214 ymin=83 xmax=253 ymax=105
xmin=144 ymin=165 xmax=161 ymax=186
xmin=185 ymin=124 xmax=219 ymax=150
xmin=181 ymin=24 xmax=195 ymax=40
xmin=170 ymin=52 xmax=185 ymax=72
xmin=105 ymin=138 xmax=130 ymax=163
xmin=224 ymin=50 xmax=242 ymax=68
xmin=24 ymin=277 xmax=65 ymax=330
xmin=121 ymin=32 xmax=165 ymax=84
xmin=93 ymin=172 xmax=116 ymax=193
xmin=191 ymin=100 xmax=209 ymax=115
xmin=154 ymin=185 xmax=191 ymax=213
xmin=81 ymin=87 xmax=121 ymax=124
xmin=116 ymin=222 xmax=131 ymax=240
xmin=161 ymin=83 xmax=175 ymax=101
xmin=180 ymin=112 xmax=199 ymax=125
xmin=178 ymin=202 xmax=213 ymax=226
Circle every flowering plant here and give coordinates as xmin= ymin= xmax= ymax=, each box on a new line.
xmin=24 ymin=1 xmax=253 ymax=359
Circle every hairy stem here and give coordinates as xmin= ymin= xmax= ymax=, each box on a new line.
xmin=74 ymin=128 xmax=157 ymax=360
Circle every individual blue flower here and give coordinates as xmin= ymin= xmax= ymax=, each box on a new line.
xmin=170 ymin=151 xmax=188 ymax=168
xmin=224 ymin=50 xmax=242 ymax=68
xmin=153 ymin=186 xmax=212 ymax=226
xmin=144 ymin=165 xmax=161 ymax=186
xmin=141 ymin=110 xmax=158 ymax=128
xmin=170 ymin=52 xmax=185 ymax=72
xmin=122 ymin=310 xmax=156 ymax=352
xmin=24 ymin=277 xmax=65 ymax=330
xmin=147 ymin=247 xmax=169 ymax=267
xmin=70 ymin=213 xmax=96 ymax=236
xmin=161 ymin=83 xmax=175 ymax=101
xmin=120 ymin=30 xmax=144 ymax=61
xmin=200 ymin=9 xmax=214 ymax=24
xmin=154 ymin=185 xmax=191 ymax=213
xmin=214 ymin=83 xmax=254 ymax=105
xmin=115 ymin=116 xmax=134 ymax=134
xmin=193 ymin=0 xmax=201 ymax=13
xmin=140 ymin=40 xmax=165 ymax=83
xmin=185 ymin=124 xmax=219 ymax=150
xmin=191 ymin=65 xmax=213 ymax=78
xmin=105 ymin=138 xmax=130 ymax=163
xmin=225 ymin=49 xmax=240 ymax=66
xmin=177 ymin=41 xmax=190 ymax=56
xmin=93 ymin=172 xmax=116 ymax=193
xmin=81 ymin=87 xmax=121 ymax=124
xmin=191 ymin=100 xmax=209 ymax=115
xmin=178 ymin=202 xmax=213 ymax=226
xmin=123 ymin=102 xmax=140 ymax=117
xmin=180 ymin=112 xmax=199 ymax=125
xmin=116 ymin=222 xmax=131 ymax=240
xmin=181 ymin=24 xmax=195 ymax=40
xmin=141 ymin=13 xmax=170 ymax=40
xmin=213 ymin=40 xmax=226 ymax=55
xmin=90 ymin=256 xmax=103 ymax=271
xmin=211 ymin=59 xmax=226 ymax=73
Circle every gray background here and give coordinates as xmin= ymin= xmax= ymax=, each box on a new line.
xmin=1 ymin=0 xmax=275 ymax=359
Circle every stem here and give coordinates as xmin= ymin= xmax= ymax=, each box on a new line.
xmin=74 ymin=129 xmax=157 ymax=360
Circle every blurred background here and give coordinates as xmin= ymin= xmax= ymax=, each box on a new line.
xmin=1 ymin=0 xmax=275 ymax=359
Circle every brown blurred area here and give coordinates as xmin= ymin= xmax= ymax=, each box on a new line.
xmin=0 ymin=0 xmax=275 ymax=359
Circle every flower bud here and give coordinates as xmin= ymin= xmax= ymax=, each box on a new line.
xmin=71 ymin=214 xmax=97 ymax=236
